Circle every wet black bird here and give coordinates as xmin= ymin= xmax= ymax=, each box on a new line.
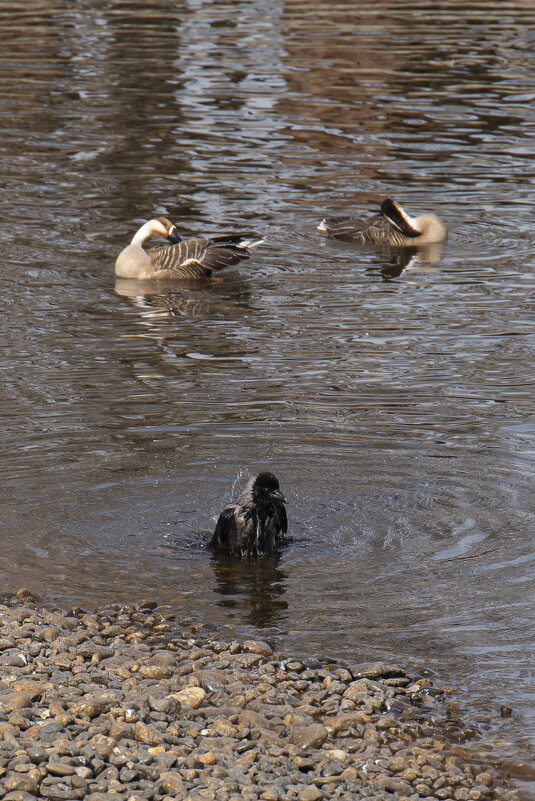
xmin=210 ymin=472 xmax=288 ymax=557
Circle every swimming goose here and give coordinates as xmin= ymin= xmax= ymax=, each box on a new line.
xmin=115 ymin=217 xmax=264 ymax=279
xmin=318 ymin=198 xmax=447 ymax=246
xmin=210 ymin=472 xmax=288 ymax=558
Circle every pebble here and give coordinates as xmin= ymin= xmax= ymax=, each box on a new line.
xmin=298 ymin=786 xmax=323 ymax=801
xmin=171 ymin=687 xmax=206 ymax=708
xmin=243 ymin=640 xmax=273 ymax=657
xmin=0 ymin=591 xmax=522 ymax=801
xmin=290 ymin=724 xmax=328 ymax=750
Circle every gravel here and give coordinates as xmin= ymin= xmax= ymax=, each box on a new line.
xmin=0 ymin=588 xmax=523 ymax=801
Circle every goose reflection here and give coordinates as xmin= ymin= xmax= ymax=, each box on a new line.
xmin=115 ymin=277 xmax=215 ymax=318
xmin=114 ymin=274 xmax=255 ymax=319
xmin=368 ymin=242 xmax=445 ymax=281
xmin=210 ymin=551 xmax=288 ymax=628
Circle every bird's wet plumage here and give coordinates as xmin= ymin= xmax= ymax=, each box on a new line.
xmin=210 ymin=472 xmax=288 ymax=558
xmin=318 ymin=198 xmax=447 ymax=246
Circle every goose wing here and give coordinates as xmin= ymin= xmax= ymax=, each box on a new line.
xmin=147 ymin=234 xmax=260 ymax=279
xmin=147 ymin=237 xmax=214 ymax=278
xmin=193 ymin=235 xmax=255 ymax=272
xmin=318 ymin=213 xmax=389 ymax=240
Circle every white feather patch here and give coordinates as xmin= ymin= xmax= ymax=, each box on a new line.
xmin=239 ymin=238 xmax=264 ymax=249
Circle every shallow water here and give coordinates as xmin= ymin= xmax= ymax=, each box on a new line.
xmin=2 ymin=0 xmax=535 ymax=766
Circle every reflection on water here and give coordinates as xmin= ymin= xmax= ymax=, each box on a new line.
xmin=361 ymin=242 xmax=446 ymax=281
xmin=211 ymin=552 xmax=288 ymax=629
xmin=1 ymin=0 xmax=535 ymax=767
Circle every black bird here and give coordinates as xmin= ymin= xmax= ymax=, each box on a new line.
xmin=210 ymin=472 xmax=288 ymax=557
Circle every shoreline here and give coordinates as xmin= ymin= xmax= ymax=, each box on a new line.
xmin=0 ymin=589 xmax=526 ymax=801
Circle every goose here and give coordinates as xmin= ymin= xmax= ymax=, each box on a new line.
xmin=210 ymin=472 xmax=288 ymax=557
xmin=317 ymin=198 xmax=447 ymax=246
xmin=115 ymin=217 xmax=264 ymax=279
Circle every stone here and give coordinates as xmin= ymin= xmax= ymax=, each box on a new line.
xmin=3 ymin=792 xmax=40 ymax=801
xmin=108 ymin=721 xmax=133 ymax=741
xmin=328 ymin=749 xmax=348 ymax=762
xmin=209 ymin=719 xmax=237 ymax=738
xmin=261 ymin=788 xmax=280 ymax=801
xmin=0 ymin=692 xmax=34 ymax=711
xmin=26 ymin=745 xmax=48 ymax=764
xmin=340 ymin=767 xmax=358 ymax=781
xmin=160 ymin=770 xmax=185 ymax=794
xmin=500 ymin=760 xmax=535 ymax=781
xmin=198 ymin=750 xmax=216 ymax=765
xmin=148 ymin=694 xmax=182 ymax=715
xmin=324 ymin=711 xmax=369 ymax=734
xmin=375 ymin=775 xmax=413 ymax=794
xmin=401 ymin=768 xmax=421 ymax=781
xmin=454 ymin=789 xmax=471 ymax=801
xmin=46 ymin=763 xmax=76 ymax=777
xmin=290 ymin=724 xmax=328 ymax=750
xmin=3 ymin=773 xmax=39 ymax=794
xmin=299 ymin=786 xmax=323 ymax=801
xmin=171 ymin=687 xmax=206 ymax=708
xmin=70 ymin=697 xmax=113 ymax=718
xmin=74 ymin=766 xmax=92 ymax=780
xmin=133 ymin=721 xmax=163 ymax=746
xmin=242 ymin=640 xmax=273 ymax=656
xmin=349 ymin=662 xmax=404 ymax=680
xmin=138 ymin=665 xmax=172 ymax=679
xmin=375 ymin=713 xmax=397 ymax=730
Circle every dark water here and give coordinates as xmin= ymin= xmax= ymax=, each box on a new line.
xmin=2 ymin=0 xmax=535 ymax=768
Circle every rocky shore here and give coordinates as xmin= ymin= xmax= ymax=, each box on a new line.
xmin=0 ymin=590 xmax=524 ymax=801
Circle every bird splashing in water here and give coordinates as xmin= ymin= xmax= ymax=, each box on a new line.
xmin=210 ymin=472 xmax=288 ymax=557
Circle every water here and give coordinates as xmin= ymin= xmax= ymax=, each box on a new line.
xmin=2 ymin=0 xmax=535 ymax=767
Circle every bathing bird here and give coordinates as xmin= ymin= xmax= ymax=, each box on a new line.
xmin=210 ymin=472 xmax=288 ymax=557
xmin=318 ymin=197 xmax=447 ymax=246
xmin=115 ymin=217 xmax=264 ymax=279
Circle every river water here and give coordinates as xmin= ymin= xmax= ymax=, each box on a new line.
xmin=2 ymin=0 xmax=535 ymax=769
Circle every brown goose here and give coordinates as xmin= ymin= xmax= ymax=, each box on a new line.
xmin=318 ymin=198 xmax=447 ymax=246
xmin=115 ymin=217 xmax=264 ymax=279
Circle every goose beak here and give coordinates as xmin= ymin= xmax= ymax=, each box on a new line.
xmin=167 ymin=226 xmax=182 ymax=244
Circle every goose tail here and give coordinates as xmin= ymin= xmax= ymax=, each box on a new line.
xmin=239 ymin=237 xmax=265 ymax=251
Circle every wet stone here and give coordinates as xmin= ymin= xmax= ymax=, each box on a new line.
xmin=349 ymin=662 xmax=404 ymax=680
xmin=243 ymin=640 xmax=273 ymax=657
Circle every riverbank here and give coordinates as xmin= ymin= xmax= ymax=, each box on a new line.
xmin=0 ymin=589 xmax=524 ymax=801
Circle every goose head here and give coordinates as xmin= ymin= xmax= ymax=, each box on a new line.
xmin=131 ymin=216 xmax=182 ymax=247
xmin=381 ymin=198 xmax=447 ymax=244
